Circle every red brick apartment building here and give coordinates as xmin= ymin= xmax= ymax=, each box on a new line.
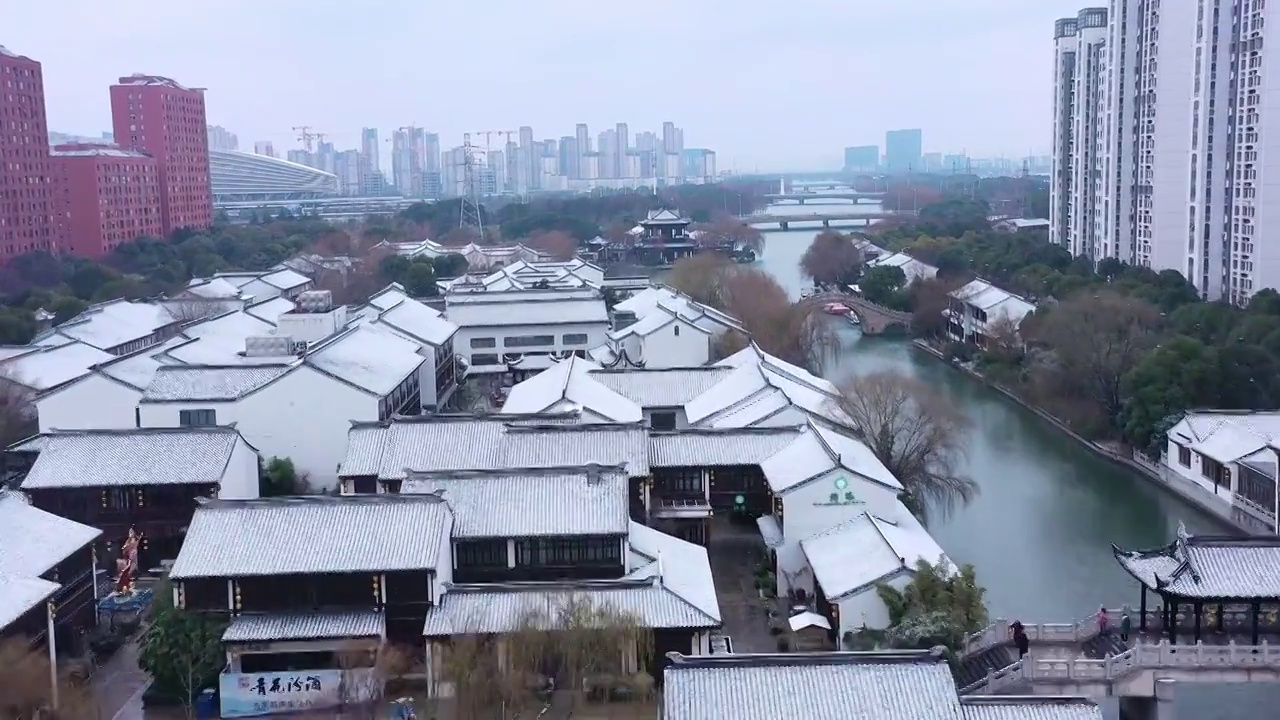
xmin=0 ymin=45 xmax=61 ymax=259
xmin=52 ymin=143 xmax=163 ymax=257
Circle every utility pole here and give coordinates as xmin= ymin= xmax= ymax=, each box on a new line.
xmin=458 ymin=133 xmax=484 ymax=234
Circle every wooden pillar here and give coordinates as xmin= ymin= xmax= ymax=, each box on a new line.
xmin=1166 ymin=598 xmax=1177 ymax=645
xmin=1252 ymin=602 xmax=1261 ymax=646
xmin=1193 ymin=601 xmax=1202 ymax=644
xmin=1215 ymin=603 xmax=1224 ymax=631
xmin=1140 ymin=586 xmax=1148 ymax=631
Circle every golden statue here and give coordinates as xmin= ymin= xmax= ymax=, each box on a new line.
xmin=114 ymin=528 xmax=141 ymax=596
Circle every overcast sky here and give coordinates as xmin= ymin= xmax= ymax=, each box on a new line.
xmin=8 ymin=0 xmax=1089 ymax=171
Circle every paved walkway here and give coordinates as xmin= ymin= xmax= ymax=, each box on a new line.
xmin=90 ymin=641 xmax=151 ymax=720
xmin=706 ymin=516 xmax=776 ymax=653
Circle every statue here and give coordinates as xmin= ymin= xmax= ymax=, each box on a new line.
xmin=113 ymin=528 xmax=141 ymax=596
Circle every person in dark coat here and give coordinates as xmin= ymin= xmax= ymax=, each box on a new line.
xmin=1120 ymin=612 xmax=1132 ymax=642
xmin=1014 ymin=628 xmax=1031 ymax=658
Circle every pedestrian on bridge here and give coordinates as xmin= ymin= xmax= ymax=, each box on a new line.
xmin=1014 ymin=627 xmax=1030 ymax=658
xmin=1120 ymin=612 xmax=1131 ymax=643
xmin=1097 ymin=606 xmax=1110 ymax=637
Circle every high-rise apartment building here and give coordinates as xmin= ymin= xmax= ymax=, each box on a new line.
xmin=0 ymin=46 xmax=61 ymax=259
xmin=574 ymin=123 xmax=590 ymax=178
xmin=333 ymin=150 xmax=361 ymax=196
xmin=615 ymin=123 xmax=630 ymax=179
xmin=392 ymin=126 xmax=427 ymax=197
xmin=253 ymin=141 xmax=277 ymax=158
xmin=517 ymin=126 xmax=535 ymax=192
xmin=207 ymin=125 xmax=238 ymax=151
xmin=52 ymin=144 xmax=162 ymax=257
xmin=559 ymin=136 xmax=578 ymax=180
xmin=884 ymin=129 xmax=923 ymax=174
xmin=110 ymin=74 xmax=213 ymax=234
xmin=1052 ymin=3 xmax=1253 ymax=301
xmin=843 ymin=146 xmax=879 ymax=173
xmin=598 ymin=130 xmax=617 ymax=179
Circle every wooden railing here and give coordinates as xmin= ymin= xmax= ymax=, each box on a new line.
xmin=961 ymin=640 xmax=1280 ymax=695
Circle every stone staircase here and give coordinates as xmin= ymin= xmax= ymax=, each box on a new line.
xmin=953 ymin=644 xmax=1015 ymax=690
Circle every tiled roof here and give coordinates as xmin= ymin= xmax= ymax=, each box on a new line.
xmin=50 ymin=300 xmax=177 ymax=351
xmin=141 ymin=364 xmax=294 ymax=401
xmin=960 ymin=697 xmax=1102 ymax=720
xmin=445 ymin=289 xmax=609 ymax=327
xmin=20 ymin=427 xmax=246 ymax=490
xmin=170 ymin=495 xmax=452 ymax=579
xmin=0 ymin=574 xmax=59 ymax=631
xmin=760 ymin=421 xmax=903 ymax=494
xmin=423 ymin=578 xmax=719 ymax=636
xmin=0 ymin=492 xmax=101 ymax=578
xmin=222 ymin=610 xmax=385 ymax=643
xmin=627 ymin=521 xmax=721 ymax=623
xmin=801 ymin=513 xmax=948 ymax=601
xmin=589 ymin=367 xmax=732 ymax=407
xmin=1170 ymin=410 xmax=1280 ymax=464
xmin=305 ymin=325 xmax=426 ymax=396
xmin=649 ymin=427 xmax=803 ymax=468
xmin=375 ymin=296 xmax=457 ymax=346
xmin=0 ymin=341 xmax=114 ymax=392
xmin=340 ymin=414 xmax=649 ymax=479
xmin=661 ymin=650 xmax=961 ymax=720
xmin=501 ymin=356 xmax=642 ymax=422
xmin=403 ymin=466 xmax=629 ymax=538
xmin=1113 ymin=525 xmax=1280 ymax=599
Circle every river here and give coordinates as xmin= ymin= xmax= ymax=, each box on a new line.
xmin=751 ymin=199 xmax=1277 ymax=719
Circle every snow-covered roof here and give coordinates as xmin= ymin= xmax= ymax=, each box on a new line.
xmin=649 ymin=427 xmax=804 ymax=468
xmin=171 ymin=494 xmax=452 ymax=579
xmin=868 ymin=252 xmax=939 ymax=282
xmin=0 ymin=341 xmax=114 ymax=392
xmin=801 ymin=512 xmax=948 ymax=601
xmin=438 ymin=259 xmax=605 ymax=293
xmin=305 ymin=325 xmax=425 ymax=397
xmin=214 ymin=268 xmax=310 ymax=292
xmin=687 ymin=344 xmax=848 ymax=429
xmin=364 ymin=293 xmax=457 ymax=347
xmin=0 ymin=574 xmax=59 ymax=632
xmin=166 ymin=310 xmax=278 ymax=363
xmin=760 ymin=421 xmax=903 ymax=494
xmin=1113 ymin=524 xmax=1280 ymax=599
xmin=39 ymin=299 xmax=178 ymax=351
xmin=184 ymin=277 xmax=245 ymax=299
xmin=244 ymin=296 xmax=296 ymax=324
xmin=404 ymin=466 xmax=630 ymax=538
xmin=614 ymin=285 xmax=742 ymax=334
xmin=626 ymin=520 xmax=721 ymax=623
xmin=950 ymin=279 xmax=1036 ymax=323
xmin=0 ymin=491 xmax=100 ymax=578
xmin=92 ymin=337 xmax=191 ymax=391
xmin=588 ymin=367 xmax=733 ymax=407
xmin=501 ymin=356 xmax=643 ymax=422
xmin=223 ymin=610 xmax=385 ymax=643
xmin=445 ymin=287 xmax=608 ymax=328
xmin=340 ymin=414 xmax=650 ymax=480
xmin=141 ymin=364 xmax=295 ymax=402
xmin=1169 ymin=410 xmax=1280 ymax=465
xmin=19 ymin=427 xmax=250 ymax=490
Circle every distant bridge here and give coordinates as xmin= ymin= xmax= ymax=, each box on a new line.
xmin=741 ymin=211 xmax=897 ymax=230
xmin=806 ymin=291 xmax=912 ymax=335
xmin=764 ymin=193 xmax=885 ymax=204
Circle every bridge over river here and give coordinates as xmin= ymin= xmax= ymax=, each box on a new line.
xmin=742 ymin=211 xmax=896 ymax=229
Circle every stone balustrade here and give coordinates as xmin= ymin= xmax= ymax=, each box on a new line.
xmin=962 ymin=640 xmax=1280 ymax=695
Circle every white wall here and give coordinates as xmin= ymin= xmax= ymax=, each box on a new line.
xmin=219 ymin=437 xmax=262 ymax=500
xmin=838 ymin=572 xmax=912 ymax=636
xmin=455 ymin=321 xmax=607 ymax=371
xmin=628 ymin=320 xmax=712 ymax=368
xmin=35 ymin=374 xmax=140 ymax=432
xmin=138 ymin=368 xmax=377 ymax=490
xmin=776 ymin=468 xmax=905 ymax=597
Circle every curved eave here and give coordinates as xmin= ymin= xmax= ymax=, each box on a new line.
xmin=1112 ymin=543 xmax=1181 ymax=594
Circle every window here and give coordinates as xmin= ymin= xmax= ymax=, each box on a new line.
xmin=515 ymin=536 xmax=621 ymax=566
xmin=505 ymin=335 xmax=555 ymax=348
xmin=471 ymin=353 xmax=500 ymax=366
xmin=455 ymin=539 xmax=507 ymax=568
xmin=470 ymin=337 xmax=496 ymax=349
xmin=383 ymin=480 xmax=403 ymax=494
xmin=650 ymin=411 xmax=677 ymax=431
xmin=1177 ymin=445 xmax=1191 ymax=467
xmin=657 ymin=468 xmax=703 ymax=494
xmin=350 ymin=477 xmax=377 ymax=494
xmin=562 ymin=333 xmax=589 ymax=346
xmin=179 ymin=408 xmax=216 ymax=427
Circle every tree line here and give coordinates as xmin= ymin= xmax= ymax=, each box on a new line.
xmin=854 ymin=196 xmax=1280 ymax=457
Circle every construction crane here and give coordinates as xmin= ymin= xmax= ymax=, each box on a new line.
xmin=474 ymin=130 xmax=516 ymax=154
xmin=292 ymin=126 xmax=318 ymax=152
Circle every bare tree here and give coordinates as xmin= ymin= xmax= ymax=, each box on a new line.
xmin=1025 ymin=290 xmax=1161 ymax=428
xmin=981 ymin=314 xmax=1023 ymax=365
xmin=0 ymin=370 xmax=35 ymax=449
xmin=439 ymin=227 xmax=481 ymax=247
xmin=337 ymin=643 xmax=413 ymax=719
xmin=799 ymin=230 xmax=862 ymax=287
xmin=834 ymin=370 xmax=976 ymax=522
xmin=908 ymin=278 xmax=954 ymax=340
xmin=435 ymin=595 xmax=654 ymax=720
xmin=0 ymin=637 xmax=95 ymax=720
xmin=666 ymin=254 xmax=739 ymax=309
xmin=165 ymin=299 xmax=222 ymax=324
xmin=526 ymin=230 xmax=578 ymax=261
xmin=693 ymin=216 xmax=764 ymax=253
xmin=724 ymin=270 xmax=841 ymax=373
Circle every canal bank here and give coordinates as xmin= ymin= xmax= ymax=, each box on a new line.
xmin=750 ymin=210 xmax=1277 ymax=719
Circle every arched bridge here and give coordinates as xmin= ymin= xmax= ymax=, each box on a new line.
xmin=807 ymin=292 xmax=912 ymax=336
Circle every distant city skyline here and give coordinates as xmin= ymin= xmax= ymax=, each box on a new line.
xmin=7 ymin=0 xmax=1092 ymax=171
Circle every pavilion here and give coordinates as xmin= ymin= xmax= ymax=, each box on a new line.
xmin=1112 ymin=523 xmax=1280 ymax=645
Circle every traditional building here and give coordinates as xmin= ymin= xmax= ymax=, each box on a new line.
xmin=662 ymin=649 xmax=1103 ymax=720
xmin=592 ymin=286 xmax=744 ymax=369
xmin=0 ymin=491 xmax=101 ymax=653
xmin=629 ymin=209 xmax=698 ymax=265
xmin=9 ymin=427 xmax=260 ymax=570
xmin=353 ymin=284 xmax=459 ymax=410
xmin=169 ymin=494 xmax=453 ymax=717
xmin=444 ymin=287 xmax=609 ymax=376
xmin=1162 ymin=410 xmax=1280 ymax=534
xmin=945 ymin=279 xmax=1036 ymax=347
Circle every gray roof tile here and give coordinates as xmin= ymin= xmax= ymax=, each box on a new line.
xmin=403 ymin=466 xmax=629 ymax=538
xmin=0 ymin=574 xmax=59 ymax=631
xmin=20 ymin=428 xmax=246 ymax=490
xmin=0 ymin=492 xmax=101 ymax=577
xmin=170 ymin=495 xmax=452 ymax=579
xmin=223 ymin=610 xmax=385 ymax=642
xmin=1114 ymin=526 xmax=1280 ymax=599
xmin=960 ymin=698 xmax=1102 ymax=720
xmin=423 ymin=578 xmax=719 ymax=636
xmin=340 ymin=414 xmax=649 ymax=480
xmin=589 ymin=367 xmax=732 ymax=408
xmin=662 ymin=650 xmax=962 ymax=720
xmin=649 ymin=427 xmax=803 ymax=468
xmin=141 ymin=364 xmax=294 ymax=402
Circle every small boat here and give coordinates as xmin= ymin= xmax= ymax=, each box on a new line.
xmin=822 ymin=302 xmax=851 ymax=316
xmin=846 ymin=313 xmax=861 ymax=326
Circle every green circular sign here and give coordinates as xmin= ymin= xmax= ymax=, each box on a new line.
xmin=834 ymin=477 xmax=848 ymax=490
xmin=734 ymin=495 xmax=745 ymax=505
